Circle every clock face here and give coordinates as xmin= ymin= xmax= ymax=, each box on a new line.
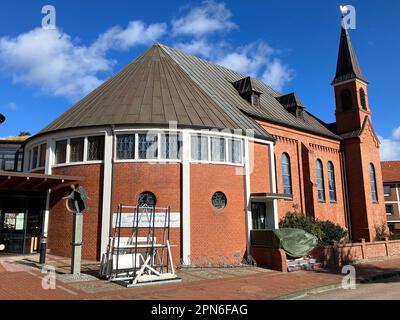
xmin=0 ymin=244 xmax=5 ymax=251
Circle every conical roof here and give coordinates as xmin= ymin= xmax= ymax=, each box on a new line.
xmin=40 ymin=44 xmax=272 ymax=140
xmin=332 ymin=24 xmax=368 ymax=85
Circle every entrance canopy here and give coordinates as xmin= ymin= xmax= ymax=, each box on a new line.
xmin=251 ymin=192 xmax=293 ymax=201
xmin=0 ymin=171 xmax=83 ymax=192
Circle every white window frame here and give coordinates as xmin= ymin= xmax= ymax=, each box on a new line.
xmin=114 ymin=130 xmax=182 ymax=163
xmin=27 ymin=140 xmax=47 ymax=172
xmin=52 ymin=134 xmax=105 ymax=168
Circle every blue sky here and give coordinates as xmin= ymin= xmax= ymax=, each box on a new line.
xmin=0 ymin=0 xmax=399 ymax=159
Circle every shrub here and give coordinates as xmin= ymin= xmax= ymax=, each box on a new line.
xmin=279 ymin=212 xmax=324 ymax=243
xmin=319 ymin=220 xmax=348 ymax=244
xmin=279 ymin=211 xmax=348 ymax=245
xmin=375 ymin=224 xmax=390 ymax=241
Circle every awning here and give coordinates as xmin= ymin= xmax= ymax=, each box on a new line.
xmin=0 ymin=171 xmax=84 ymax=192
xmin=250 ymin=192 xmax=293 ymax=201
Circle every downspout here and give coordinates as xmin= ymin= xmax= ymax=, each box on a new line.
xmin=108 ymin=125 xmax=116 ymax=246
xmin=340 ymin=148 xmax=352 ymax=240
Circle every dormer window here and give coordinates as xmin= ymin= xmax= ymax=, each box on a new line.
xmin=232 ymin=77 xmax=263 ymax=107
xmin=251 ymin=93 xmax=260 ymax=107
xmin=276 ymin=92 xmax=305 ymax=119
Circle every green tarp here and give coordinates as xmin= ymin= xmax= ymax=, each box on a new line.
xmin=273 ymin=228 xmax=318 ymax=258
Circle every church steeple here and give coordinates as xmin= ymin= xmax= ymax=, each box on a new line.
xmin=332 ymin=23 xmax=368 ymax=85
xmin=333 ymin=20 xmax=371 ymax=134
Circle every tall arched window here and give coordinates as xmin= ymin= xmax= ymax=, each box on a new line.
xmin=359 ymin=88 xmax=367 ymax=110
xmin=327 ymin=161 xmax=337 ymax=202
xmin=341 ymin=89 xmax=352 ymax=111
xmin=316 ymin=159 xmax=325 ymax=202
xmin=281 ymin=153 xmax=292 ymax=195
xmin=369 ymin=163 xmax=378 ymax=202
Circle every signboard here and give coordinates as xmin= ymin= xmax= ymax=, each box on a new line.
xmin=112 ymin=212 xmax=180 ymax=228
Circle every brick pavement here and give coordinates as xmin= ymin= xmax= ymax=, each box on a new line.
xmin=1 ymin=254 xmax=399 ymax=300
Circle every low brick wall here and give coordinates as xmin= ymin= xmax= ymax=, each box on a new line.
xmin=250 ymin=246 xmax=287 ymax=272
xmin=312 ymin=238 xmax=400 ymax=267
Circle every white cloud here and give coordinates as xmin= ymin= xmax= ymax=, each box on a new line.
xmin=92 ymin=21 xmax=166 ymax=53
xmin=379 ymin=128 xmax=400 ymax=161
xmin=172 ymin=0 xmax=237 ymax=37
xmin=0 ymin=1 xmax=294 ymax=100
xmin=0 ymin=21 xmax=166 ymax=101
xmin=7 ymin=102 xmax=18 ymax=111
xmin=216 ymin=42 xmax=293 ymax=92
xmin=174 ymin=39 xmax=216 ymax=58
xmin=392 ymin=126 xmax=400 ymax=140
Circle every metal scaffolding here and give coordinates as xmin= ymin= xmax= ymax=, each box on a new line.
xmin=99 ymin=203 xmax=180 ymax=287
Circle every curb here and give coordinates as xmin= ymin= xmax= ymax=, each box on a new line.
xmin=275 ymin=271 xmax=400 ymax=300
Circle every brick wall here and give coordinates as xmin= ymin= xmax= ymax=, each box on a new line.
xmin=190 ymin=163 xmax=247 ymax=264
xmin=312 ymin=238 xmax=400 ymax=267
xmin=49 ymin=164 xmax=104 ymax=260
xmin=256 ymin=121 xmax=347 ymax=228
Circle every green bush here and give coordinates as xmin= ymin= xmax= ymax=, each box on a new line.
xmin=319 ymin=220 xmax=348 ymax=244
xmin=279 ymin=211 xmax=348 ymax=245
xmin=279 ymin=212 xmax=324 ymax=243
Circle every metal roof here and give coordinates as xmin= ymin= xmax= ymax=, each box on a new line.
xmin=160 ymin=44 xmax=340 ymax=140
xmin=38 ymin=43 xmax=340 ymax=141
xmin=40 ymin=44 xmax=272 ymax=140
xmin=332 ymin=25 xmax=368 ymax=85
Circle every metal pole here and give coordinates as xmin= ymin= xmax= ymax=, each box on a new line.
xmin=71 ymin=200 xmax=83 ymax=275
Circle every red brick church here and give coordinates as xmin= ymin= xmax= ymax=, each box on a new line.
xmin=21 ymin=22 xmax=386 ymax=263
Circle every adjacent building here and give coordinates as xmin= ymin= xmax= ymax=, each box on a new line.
xmin=381 ymin=161 xmax=400 ymax=236
xmin=1 ymin=21 xmax=387 ymax=264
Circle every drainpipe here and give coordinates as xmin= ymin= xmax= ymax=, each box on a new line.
xmin=340 ymin=149 xmax=352 ymax=240
xmin=108 ymin=125 xmax=116 ymax=244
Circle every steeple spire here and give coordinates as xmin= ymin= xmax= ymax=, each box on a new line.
xmin=332 ymin=21 xmax=368 ymax=85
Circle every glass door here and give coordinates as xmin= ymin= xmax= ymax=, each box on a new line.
xmin=251 ymin=202 xmax=266 ymax=230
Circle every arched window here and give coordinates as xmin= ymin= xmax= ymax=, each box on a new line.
xmin=327 ymin=161 xmax=337 ymax=202
xmin=359 ymin=88 xmax=367 ymax=110
xmin=138 ymin=191 xmax=157 ymax=207
xmin=281 ymin=153 xmax=292 ymax=195
xmin=316 ymin=159 xmax=325 ymax=202
xmin=369 ymin=164 xmax=378 ymax=202
xmin=341 ymin=89 xmax=352 ymax=111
